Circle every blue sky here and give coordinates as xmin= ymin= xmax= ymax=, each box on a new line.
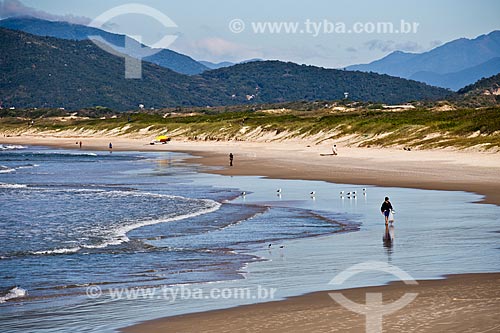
xmin=2 ymin=0 xmax=500 ymax=67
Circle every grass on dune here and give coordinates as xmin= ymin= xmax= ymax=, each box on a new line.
xmin=1 ymin=107 xmax=499 ymax=150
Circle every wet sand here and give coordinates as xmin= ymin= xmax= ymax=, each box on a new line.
xmin=122 ymin=273 xmax=500 ymax=333
xmin=2 ymin=136 xmax=500 ymax=205
xmin=187 ymin=147 xmax=500 ymax=206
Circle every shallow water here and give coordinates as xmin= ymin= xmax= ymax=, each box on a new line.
xmin=0 ymin=146 xmax=499 ymax=332
xmin=0 ymin=146 xmax=356 ymax=324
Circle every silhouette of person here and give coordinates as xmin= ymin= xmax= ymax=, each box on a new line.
xmin=380 ymin=196 xmax=394 ymax=226
xmin=229 ymin=153 xmax=234 ymax=166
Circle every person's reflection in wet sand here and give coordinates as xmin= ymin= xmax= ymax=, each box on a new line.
xmin=383 ymin=223 xmax=395 ymax=257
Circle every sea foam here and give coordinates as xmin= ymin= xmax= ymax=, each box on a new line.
xmin=0 ymin=145 xmax=26 ymax=151
xmin=0 ymin=183 xmax=28 ymax=189
xmin=0 ymin=166 xmax=16 ymax=174
xmin=0 ymin=286 xmax=28 ymax=303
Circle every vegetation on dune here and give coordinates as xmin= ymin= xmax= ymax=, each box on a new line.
xmin=2 ymin=104 xmax=499 ymax=150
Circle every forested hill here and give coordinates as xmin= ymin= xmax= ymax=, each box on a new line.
xmin=0 ymin=28 xmax=226 ymax=110
xmin=201 ymin=61 xmax=452 ymax=104
xmin=0 ymin=28 xmax=453 ymax=110
xmin=458 ymin=73 xmax=500 ymax=95
xmin=0 ymin=17 xmax=209 ymax=75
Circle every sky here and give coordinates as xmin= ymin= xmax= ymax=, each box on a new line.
xmin=1 ymin=0 xmax=500 ymax=68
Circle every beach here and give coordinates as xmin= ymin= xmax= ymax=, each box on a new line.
xmin=2 ymin=134 xmax=500 ymax=205
xmin=124 ymin=273 xmax=500 ymax=333
xmin=2 ymin=1 xmax=499 ymax=331
xmin=1 ymin=134 xmax=500 ymax=333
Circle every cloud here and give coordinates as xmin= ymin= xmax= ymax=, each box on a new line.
xmin=173 ymin=37 xmax=343 ymax=67
xmin=255 ymin=43 xmax=336 ymax=65
xmin=364 ymin=39 xmax=424 ymax=53
xmin=172 ymin=37 xmax=263 ymax=62
xmin=429 ymin=40 xmax=443 ymax=48
xmin=0 ymin=0 xmax=91 ymax=25
xmin=346 ymin=47 xmax=357 ymax=53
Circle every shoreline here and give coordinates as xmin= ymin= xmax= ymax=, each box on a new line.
xmin=2 ymin=135 xmax=500 ymax=205
xmin=122 ymin=272 xmax=500 ymax=333
xmin=2 ymin=135 xmax=500 ymax=332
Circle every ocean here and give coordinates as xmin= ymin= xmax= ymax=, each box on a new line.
xmin=0 ymin=146 xmax=351 ymax=308
xmin=1 ymin=144 xmax=499 ymax=332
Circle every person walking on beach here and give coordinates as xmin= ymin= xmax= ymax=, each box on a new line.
xmin=109 ymin=142 xmax=113 ymax=153
xmin=332 ymin=144 xmax=338 ymax=155
xmin=79 ymin=141 xmax=82 ymax=149
xmin=229 ymin=153 xmax=234 ymax=166
xmin=381 ymin=196 xmax=393 ymax=226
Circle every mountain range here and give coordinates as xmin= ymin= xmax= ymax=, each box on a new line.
xmin=0 ymin=28 xmax=452 ymax=110
xmin=199 ymin=61 xmax=235 ymax=70
xmin=347 ymin=31 xmax=500 ymax=90
xmin=2 ymin=17 xmax=499 ymax=92
xmin=0 ymin=17 xmax=264 ymax=75
xmin=200 ymin=59 xmax=264 ymax=70
xmin=0 ymin=17 xmax=209 ymax=75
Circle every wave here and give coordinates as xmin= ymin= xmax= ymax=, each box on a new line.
xmin=28 ymin=195 xmax=221 ymax=256
xmin=0 ymin=287 xmax=28 ymax=303
xmin=0 ymin=183 xmax=28 ymax=189
xmin=16 ymin=163 xmax=40 ymax=169
xmin=0 ymin=163 xmax=39 ymax=174
xmin=1 ymin=151 xmax=100 ymax=160
xmin=0 ymin=166 xmax=15 ymax=174
xmin=0 ymin=144 xmax=26 ymax=151
xmin=31 ymin=151 xmax=98 ymax=157
xmin=0 ymin=184 xmax=122 ymax=193
xmin=114 ymin=199 xmax=221 ymax=237
xmin=31 ymin=247 xmax=82 ymax=255
xmin=79 ymin=235 xmax=130 ymax=250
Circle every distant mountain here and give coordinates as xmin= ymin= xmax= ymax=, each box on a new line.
xmin=347 ymin=31 xmax=500 ymax=90
xmin=0 ymin=28 xmax=453 ymax=110
xmin=0 ymin=16 xmax=209 ymax=75
xmin=411 ymin=57 xmax=500 ymax=91
xmin=199 ymin=61 xmax=235 ymax=70
xmin=240 ymin=58 xmax=264 ymax=64
xmin=348 ymin=51 xmax=418 ymax=77
xmin=200 ymin=59 xmax=264 ymax=70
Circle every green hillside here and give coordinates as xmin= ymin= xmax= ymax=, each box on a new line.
xmin=202 ymin=61 xmax=452 ymax=104
xmin=0 ymin=28 xmax=453 ymax=110
xmin=458 ymin=73 xmax=500 ymax=95
xmin=454 ymin=73 xmax=500 ymax=107
xmin=0 ymin=28 xmax=231 ymax=110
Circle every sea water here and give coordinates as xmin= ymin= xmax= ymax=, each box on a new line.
xmin=0 ymin=146 xmax=353 ymax=326
xmin=0 ymin=145 xmax=499 ymax=332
